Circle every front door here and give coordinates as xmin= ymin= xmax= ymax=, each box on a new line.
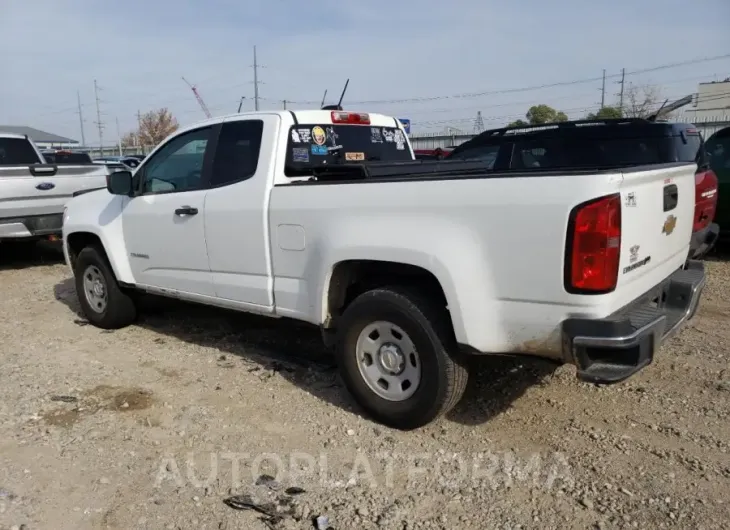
xmin=122 ymin=126 xmax=216 ymax=296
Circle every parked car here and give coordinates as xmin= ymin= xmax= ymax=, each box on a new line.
xmin=0 ymin=133 xmax=109 ymax=242
xmin=448 ymin=118 xmax=719 ymax=260
xmin=41 ymin=149 xmax=93 ymax=164
xmin=414 ymin=148 xmax=452 ymax=160
xmin=92 ymin=156 xmax=138 ymax=171
xmin=704 ymin=126 xmax=730 ymax=241
xmin=62 ymin=109 xmax=705 ymax=429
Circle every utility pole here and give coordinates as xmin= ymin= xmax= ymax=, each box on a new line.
xmin=115 ymin=117 xmax=122 ymax=156
xmin=136 ymin=110 xmax=142 ymax=149
xmin=93 ymin=79 xmax=104 ymax=157
xmin=282 ymin=100 xmax=287 ymax=110
xmin=617 ymin=68 xmax=626 ymax=110
xmin=600 ymin=69 xmax=606 ymax=108
xmin=253 ymin=45 xmax=260 ymax=111
xmin=76 ymin=91 xmax=87 ymax=147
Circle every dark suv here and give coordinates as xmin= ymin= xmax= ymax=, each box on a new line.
xmin=447 ymin=118 xmax=719 ymax=259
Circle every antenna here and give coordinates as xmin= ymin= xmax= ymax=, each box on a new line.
xmin=336 ymin=78 xmax=349 ymax=108
xmin=321 ymin=79 xmax=349 ymax=111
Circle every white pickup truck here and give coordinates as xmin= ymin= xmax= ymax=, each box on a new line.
xmin=61 ymin=109 xmax=707 ymax=429
xmin=0 ymin=133 xmax=109 ymax=242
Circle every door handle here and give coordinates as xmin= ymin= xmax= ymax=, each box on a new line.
xmin=174 ymin=206 xmax=198 ymax=216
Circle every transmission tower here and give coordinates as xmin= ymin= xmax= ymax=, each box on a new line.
xmin=473 ymin=111 xmax=485 ymax=134
xmin=182 ymin=77 xmax=212 ymax=119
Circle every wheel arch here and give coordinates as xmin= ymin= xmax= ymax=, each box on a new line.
xmin=65 ymin=229 xmax=135 ymax=284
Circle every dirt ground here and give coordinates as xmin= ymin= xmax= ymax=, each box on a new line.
xmin=0 ymin=242 xmax=728 ymax=530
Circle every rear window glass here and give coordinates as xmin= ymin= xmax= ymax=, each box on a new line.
xmin=511 ymin=135 xmax=669 ymax=169
xmin=285 ymin=124 xmax=412 ymax=175
xmin=0 ymin=138 xmax=41 ymax=165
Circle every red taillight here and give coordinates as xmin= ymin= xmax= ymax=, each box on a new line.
xmin=331 ymin=111 xmax=370 ymax=125
xmin=566 ymin=193 xmax=622 ymax=293
xmin=693 ymin=169 xmax=718 ymax=232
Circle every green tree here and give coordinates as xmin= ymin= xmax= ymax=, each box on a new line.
xmin=585 ymin=106 xmax=623 ymax=120
xmin=526 ymin=104 xmax=568 ymax=125
xmin=506 ymin=119 xmax=529 ymax=128
xmin=507 ymin=105 xmax=568 ymax=128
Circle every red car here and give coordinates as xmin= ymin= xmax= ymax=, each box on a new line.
xmin=414 ymin=148 xmax=453 ymax=160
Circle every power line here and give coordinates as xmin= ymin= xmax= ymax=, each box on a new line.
xmin=266 ymin=53 xmax=730 ymax=106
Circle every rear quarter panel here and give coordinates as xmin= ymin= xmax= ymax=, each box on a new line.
xmin=269 ymin=170 xmax=640 ymax=356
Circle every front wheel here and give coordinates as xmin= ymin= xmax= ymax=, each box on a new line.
xmin=74 ymin=246 xmax=137 ymax=329
xmin=335 ymin=286 xmax=468 ymax=430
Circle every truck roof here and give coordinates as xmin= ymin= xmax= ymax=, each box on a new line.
xmin=173 ymin=110 xmax=403 ymax=138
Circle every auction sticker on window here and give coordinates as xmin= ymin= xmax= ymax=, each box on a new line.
xmin=345 ymin=152 xmax=365 ymax=161
xmin=292 ymin=147 xmax=309 ymax=162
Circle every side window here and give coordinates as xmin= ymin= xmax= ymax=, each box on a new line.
xmin=449 ymin=144 xmax=500 ymax=169
xmin=140 ymin=127 xmax=211 ymax=194
xmin=676 ymin=131 xmax=703 ymax=163
xmin=707 ymin=134 xmax=730 ymax=170
xmin=210 ymin=120 xmax=264 ymax=187
xmin=512 ymin=140 xmax=554 ymax=169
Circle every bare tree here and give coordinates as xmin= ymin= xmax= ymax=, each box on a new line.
xmin=137 ymin=108 xmax=179 ymax=147
xmin=622 ymin=84 xmax=662 ymax=118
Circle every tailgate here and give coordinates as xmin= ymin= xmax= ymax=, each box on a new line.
xmin=618 ymin=163 xmax=695 ymax=286
xmin=0 ymin=164 xmax=108 ymax=219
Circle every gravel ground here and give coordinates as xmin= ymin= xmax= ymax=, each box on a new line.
xmin=0 ymin=242 xmax=728 ymax=530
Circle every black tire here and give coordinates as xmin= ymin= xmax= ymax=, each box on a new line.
xmin=335 ymin=286 xmax=469 ymax=430
xmin=74 ymin=246 xmax=137 ymax=329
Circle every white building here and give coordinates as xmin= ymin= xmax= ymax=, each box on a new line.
xmin=684 ymin=79 xmax=730 ymax=122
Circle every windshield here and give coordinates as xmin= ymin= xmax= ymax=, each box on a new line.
xmin=285 ymin=124 xmax=412 ymax=174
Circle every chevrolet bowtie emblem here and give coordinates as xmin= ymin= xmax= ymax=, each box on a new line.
xmin=662 ymin=215 xmax=677 ymax=235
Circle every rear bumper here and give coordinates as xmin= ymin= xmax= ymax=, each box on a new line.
xmin=562 ymin=260 xmax=706 ymax=384
xmin=0 ymin=214 xmax=63 ymax=240
xmin=688 ymin=223 xmax=719 ymax=259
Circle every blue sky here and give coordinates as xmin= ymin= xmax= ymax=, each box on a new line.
xmin=1 ymin=0 xmax=729 ymax=144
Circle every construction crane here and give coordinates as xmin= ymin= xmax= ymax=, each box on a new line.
xmin=182 ymin=77 xmax=212 ymax=119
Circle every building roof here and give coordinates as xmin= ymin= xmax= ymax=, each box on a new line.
xmin=0 ymin=126 xmax=78 ymax=144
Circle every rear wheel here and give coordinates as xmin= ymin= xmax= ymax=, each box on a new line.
xmin=74 ymin=246 xmax=137 ymax=329
xmin=335 ymin=286 xmax=468 ymax=430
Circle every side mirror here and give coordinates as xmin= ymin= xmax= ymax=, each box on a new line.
xmin=106 ymin=170 xmax=133 ymax=196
